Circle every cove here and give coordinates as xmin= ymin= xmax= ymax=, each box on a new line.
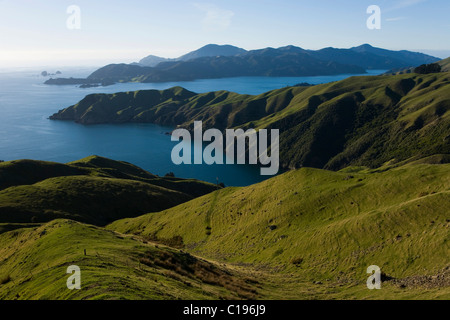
xmin=0 ymin=68 xmax=387 ymax=186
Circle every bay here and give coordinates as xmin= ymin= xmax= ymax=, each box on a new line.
xmin=0 ymin=67 xmax=386 ymax=186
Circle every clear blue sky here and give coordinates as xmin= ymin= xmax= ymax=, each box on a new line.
xmin=1 ymin=0 xmax=449 ymax=67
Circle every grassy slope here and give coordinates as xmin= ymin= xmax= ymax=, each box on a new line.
xmin=50 ymin=73 xmax=450 ymax=170
xmin=385 ymin=57 xmax=450 ymax=75
xmin=1 ymin=163 xmax=448 ymax=300
xmin=439 ymin=57 xmax=450 ymax=72
xmin=261 ymin=73 xmax=450 ymax=169
xmin=0 ymin=156 xmax=217 ymax=226
xmin=109 ymin=163 xmax=450 ymax=299
xmin=0 ymin=220 xmax=258 ymax=300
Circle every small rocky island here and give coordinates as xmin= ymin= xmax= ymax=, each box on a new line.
xmin=41 ymin=71 xmax=62 ymax=77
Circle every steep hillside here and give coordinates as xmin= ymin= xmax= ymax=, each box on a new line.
xmin=0 ymin=220 xmax=258 ymax=300
xmin=2 ymin=162 xmax=448 ymax=300
xmin=109 ymin=163 xmax=450 ymax=298
xmin=0 ymin=156 xmax=217 ymax=226
xmin=439 ymin=57 xmax=450 ymax=72
xmin=51 ymin=73 xmax=450 ymax=171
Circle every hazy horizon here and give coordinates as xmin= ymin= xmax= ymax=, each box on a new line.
xmin=1 ymin=44 xmax=449 ymax=70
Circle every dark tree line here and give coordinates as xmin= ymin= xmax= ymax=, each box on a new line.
xmin=414 ymin=63 xmax=442 ymax=74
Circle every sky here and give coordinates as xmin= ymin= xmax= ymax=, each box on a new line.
xmin=0 ymin=0 xmax=449 ymax=67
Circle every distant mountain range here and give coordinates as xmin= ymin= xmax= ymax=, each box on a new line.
xmin=45 ymin=44 xmax=439 ymax=85
xmin=137 ymin=43 xmax=437 ymax=69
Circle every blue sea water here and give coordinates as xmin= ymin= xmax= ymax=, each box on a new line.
xmin=0 ymin=67 xmax=386 ymax=186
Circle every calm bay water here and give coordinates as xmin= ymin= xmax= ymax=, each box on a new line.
xmin=0 ymin=67 xmax=385 ymax=186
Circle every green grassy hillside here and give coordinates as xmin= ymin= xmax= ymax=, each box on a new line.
xmin=1 ymin=160 xmax=448 ymax=299
xmin=0 ymin=220 xmax=258 ymax=300
xmin=1 ymin=162 xmax=448 ymax=300
xmin=0 ymin=156 xmax=217 ymax=226
xmin=270 ymin=73 xmax=450 ymax=169
xmin=385 ymin=56 xmax=450 ymax=75
xmin=439 ymin=57 xmax=450 ymax=72
xmin=50 ymin=73 xmax=450 ymax=171
xmin=109 ymin=162 xmax=450 ymax=298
